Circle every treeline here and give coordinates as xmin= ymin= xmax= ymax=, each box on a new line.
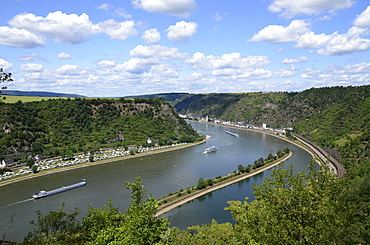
xmin=238 ymin=147 xmax=290 ymax=172
xmin=197 ymin=148 xmax=290 ymax=190
xmin=21 ymin=163 xmax=370 ymax=244
xmin=0 ymin=98 xmax=201 ymax=160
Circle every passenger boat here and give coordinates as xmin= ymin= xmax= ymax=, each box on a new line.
xmin=32 ymin=180 xmax=86 ymax=199
xmin=204 ymin=146 xmax=217 ymax=153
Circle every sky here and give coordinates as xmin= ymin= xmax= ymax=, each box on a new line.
xmin=0 ymin=0 xmax=370 ymax=97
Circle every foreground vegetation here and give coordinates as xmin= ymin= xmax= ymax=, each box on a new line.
xmin=20 ymin=163 xmax=369 ymax=244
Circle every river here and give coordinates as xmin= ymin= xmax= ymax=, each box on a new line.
xmin=0 ymin=122 xmax=313 ymax=242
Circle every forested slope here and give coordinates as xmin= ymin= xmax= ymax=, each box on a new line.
xmin=0 ymin=98 xmax=200 ymax=159
xmin=173 ymin=86 xmax=370 ymax=170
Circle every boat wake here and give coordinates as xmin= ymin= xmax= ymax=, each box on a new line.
xmin=1 ymin=198 xmax=34 ymax=209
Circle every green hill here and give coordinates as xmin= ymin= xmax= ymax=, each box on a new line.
xmin=0 ymin=98 xmax=201 ymax=159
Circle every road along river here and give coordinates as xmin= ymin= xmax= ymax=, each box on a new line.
xmin=0 ymin=122 xmax=313 ymax=242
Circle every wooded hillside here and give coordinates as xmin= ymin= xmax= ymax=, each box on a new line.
xmin=173 ymin=86 xmax=370 ymax=172
xmin=0 ymin=98 xmax=201 ymax=159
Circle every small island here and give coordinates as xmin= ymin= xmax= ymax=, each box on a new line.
xmin=156 ymin=148 xmax=292 ymax=217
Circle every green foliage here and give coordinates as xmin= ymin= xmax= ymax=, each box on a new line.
xmin=197 ymin=177 xmax=206 ymax=190
xmin=31 ymin=165 xmax=38 ymax=173
xmin=24 ymin=203 xmax=80 ymax=244
xmin=88 ymin=155 xmax=94 ymax=162
xmin=238 ymin=164 xmax=246 ymax=173
xmin=172 ymin=220 xmax=238 ymax=244
xmin=226 ymin=163 xmax=356 ymax=244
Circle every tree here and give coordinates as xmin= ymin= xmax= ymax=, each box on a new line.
xmin=173 ymin=219 xmax=238 ymax=244
xmin=226 ymin=162 xmax=355 ymax=244
xmin=238 ymin=164 xmax=245 ymax=173
xmin=204 ymin=178 xmax=213 ymax=186
xmin=24 ymin=203 xmax=80 ymax=244
xmin=90 ymin=175 xmax=170 ymax=244
xmin=88 ymin=154 xmax=94 ymax=162
xmin=197 ymin=177 xmax=206 ymax=189
xmin=31 ymin=165 xmax=39 ymax=173
xmin=0 ymin=68 xmax=12 ymax=94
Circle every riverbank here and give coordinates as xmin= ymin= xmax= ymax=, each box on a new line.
xmin=0 ymin=137 xmax=210 ymax=187
xmin=192 ymin=120 xmax=323 ymax=163
xmin=155 ymin=151 xmax=292 ymax=217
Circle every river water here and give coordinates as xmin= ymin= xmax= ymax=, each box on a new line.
xmin=0 ymin=122 xmax=312 ymax=242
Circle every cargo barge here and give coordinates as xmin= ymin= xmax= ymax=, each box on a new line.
xmin=225 ymin=131 xmax=239 ymax=137
xmin=32 ymin=180 xmax=86 ymax=199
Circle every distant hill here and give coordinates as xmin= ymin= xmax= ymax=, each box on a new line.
xmin=124 ymin=92 xmax=189 ymax=105
xmin=1 ymin=90 xmax=86 ymax=98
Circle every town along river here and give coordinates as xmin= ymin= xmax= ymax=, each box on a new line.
xmin=0 ymin=122 xmax=313 ymax=242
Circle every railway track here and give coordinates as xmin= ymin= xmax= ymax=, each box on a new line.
xmin=293 ymin=133 xmax=345 ymax=178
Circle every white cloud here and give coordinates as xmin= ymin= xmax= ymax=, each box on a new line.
xmin=0 ymin=59 xmax=13 ymax=71
xmin=131 ymin=0 xmax=197 ymax=17
xmin=97 ymin=60 xmax=116 ymax=67
xmin=281 ymin=56 xmax=308 ymax=63
xmin=185 ymin=52 xmax=270 ymax=70
xmin=150 ymin=64 xmax=179 ymax=78
xmin=325 ymin=62 xmax=370 ymax=74
xmin=268 ymin=0 xmax=354 ymax=18
xmin=115 ymin=8 xmax=132 ymax=19
xmin=238 ymin=68 xmax=273 ymax=79
xmin=8 ymin=11 xmax=99 ymax=44
xmin=18 ymin=53 xmax=44 ymax=61
xmin=129 ymin=45 xmax=187 ymax=60
xmin=249 ymin=20 xmax=310 ymax=43
xmin=58 ymin=52 xmax=72 ymax=59
xmin=166 ymin=21 xmax=198 ymax=43
xmin=19 ymin=63 xmax=44 ymax=72
xmin=97 ymin=3 xmax=112 ymax=10
xmin=142 ymin=28 xmax=161 ymax=44
xmin=115 ymin=57 xmax=158 ymax=74
xmin=295 ymin=26 xmax=370 ymax=55
xmin=213 ymin=12 xmax=230 ymax=21
xmin=98 ymin=19 xmax=137 ymax=41
xmin=274 ymin=66 xmax=296 ymax=77
xmin=0 ymin=26 xmax=45 ymax=48
xmin=57 ymin=64 xmax=89 ymax=76
xmin=353 ymin=6 xmax=370 ymax=29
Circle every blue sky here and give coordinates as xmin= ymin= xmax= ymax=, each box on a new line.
xmin=1 ymin=0 xmax=369 ymax=97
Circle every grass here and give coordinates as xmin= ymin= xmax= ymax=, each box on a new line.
xmin=1 ymin=95 xmax=71 ymax=103
xmin=335 ymin=138 xmax=350 ymax=147
xmin=0 ymin=96 xmax=131 ymax=104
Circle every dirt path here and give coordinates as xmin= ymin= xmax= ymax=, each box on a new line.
xmin=155 ymin=151 xmax=292 ymax=217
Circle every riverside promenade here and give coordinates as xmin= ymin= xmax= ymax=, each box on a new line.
xmin=155 ymin=151 xmax=292 ymax=217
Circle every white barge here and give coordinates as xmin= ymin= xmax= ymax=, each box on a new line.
xmin=225 ymin=131 xmax=239 ymax=137
xmin=32 ymin=180 xmax=86 ymax=199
